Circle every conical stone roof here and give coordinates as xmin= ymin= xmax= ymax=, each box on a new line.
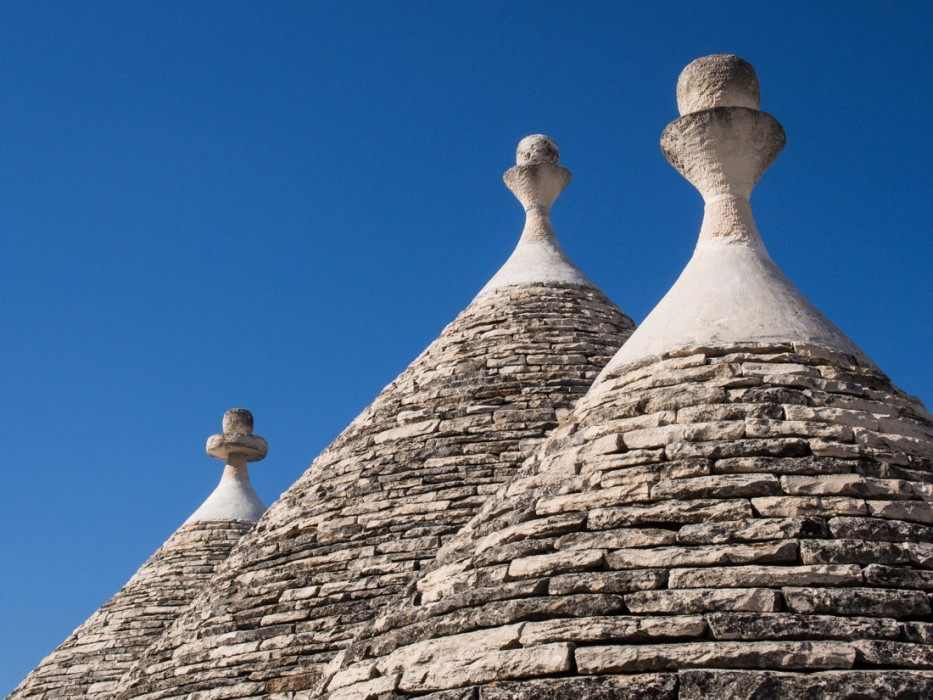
xmin=115 ymin=136 xmax=635 ymax=697
xmin=12 ymin=409 xmax=268 ymax=699
xmin=322 ymin=56 xmax=933 ymax=700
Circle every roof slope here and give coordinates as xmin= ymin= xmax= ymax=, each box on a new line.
xmin=11 ymin=409 xmax=267 ymax=699
xmin=115 ymin=136 xmax=635 ymax=698
xmin=322 ymin=56 xmax=933 ymax=700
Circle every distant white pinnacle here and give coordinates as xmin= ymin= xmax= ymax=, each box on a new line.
xmin=185 ymin=408 xmax=267 ymax=524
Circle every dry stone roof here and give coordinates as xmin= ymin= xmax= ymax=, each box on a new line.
xmin=320 ymin=55 xmax=933 ymax=699
xmin=113 ymin=136 xmax=635 ymax=698
xmin=11 ymin=409 xmax=268 ymax=699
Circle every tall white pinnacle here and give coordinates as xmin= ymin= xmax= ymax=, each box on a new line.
xmin=476 ymin=134 xmax=593 ymax=297
xmin=603 ymin=54 xmax=869 ymax=373
xmin=185 ymin=408 xmax=267 ymax=523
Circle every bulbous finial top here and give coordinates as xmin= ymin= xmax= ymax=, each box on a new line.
xmin=207 ymin=407 xmax=267 ymax=463
xmin=677 ymin=54 xmax=760 ymax=115
xmin=516 ymin=134 xmax=560 ymax=166
xmin=222 ymin=408 xmax=253 ymax=435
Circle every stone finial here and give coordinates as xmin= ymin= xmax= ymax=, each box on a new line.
xmin=187 ymin=408 xmax=267 ymax=523
xmin=475 ymin=135 xmax=591 ymax=297
xmin=503 ymin=133 xmax=571 ymax=213
xmin=661 ymin=54 xmax=784 ymax=219
xmin=207 ymin=408 xmax=268 ymax=464
xmin=676 ymin=54 xmax=760 ymax=115
xmin=598 ymin=54 xmax=867 ymax=372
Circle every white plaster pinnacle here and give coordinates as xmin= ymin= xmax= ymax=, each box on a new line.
xmin=185 ymin=408 xmax=267 ymax=524
xmin=601 ymin=55 xmax=870 ymax=375
xmin=475 ymin=134 xmax=593 ymax=297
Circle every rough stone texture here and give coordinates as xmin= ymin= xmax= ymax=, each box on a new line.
xmin=322 ymin=340 xmax=933 ymax=697
xmin=10 ymin=520 xmax=253 ymax=699
xmin=114 ymin=281 xmax=632 ymax=698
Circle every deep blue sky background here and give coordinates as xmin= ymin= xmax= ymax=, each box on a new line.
xmin=2 ymin=1 xmax=931 ymax=692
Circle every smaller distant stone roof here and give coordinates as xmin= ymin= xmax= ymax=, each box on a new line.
xmin=11 ymin=409 xmax=268 ymax=699
xmin=113 ymin=135 xmax=635 ymax=699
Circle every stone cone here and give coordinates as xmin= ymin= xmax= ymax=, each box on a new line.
xmin=11 ymin=409 xmax=268 ymax=699
xmin=320 ymin=56 xmax=933 ymax=699
xmin=114 ymin=136 xmax=635 ymax=697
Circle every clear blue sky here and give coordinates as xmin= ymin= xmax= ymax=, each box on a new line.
xmin=2 ymin=2 xmax=931 ymax=692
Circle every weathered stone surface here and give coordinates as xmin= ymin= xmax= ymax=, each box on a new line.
xmin=477 ymin=674 xmax=677 ymax=700
xmin=549 ymin=570 xmax=666 ymax=595
xmin=589 ymin=499 xmax=753 ymax=529
xmin=828 ymin=516 xmax=933 ymax=543
xmin=868 ymin=500 xmax=933 ymax=525
xmin=705 ymin=613 xmax=899 ymax=641
xmin=475 ymin=514 xmax=586 ymax=554
xmin=575 ymin=641 xmax=855 ymax=673
xmin=607 ymin=540 xmax=797 ymax=570
xmin=669 ymin=564 xmax=862 ymax=589
xmin=651 ymin=473 xmax=780 ymax=499
xmin=520 ymin=615 xmax=706 ymax=645
xmin=625 ymin=588 xmax=780 ymax=614
xmin=507 ymin=549 xmax=604 ymax=579
xmin=556 ymin=528 xmax=675 ymax=550
xmin=863 ymin=564 xmax=933 ymax=590
xmin=752 ymin=496 xmax=867 ymax=517
xmin=398 ymin=642 xmax=573 ymax=693
xmin=800 ymin=538 xmax=910 ymax=565
xmin=676 ymin=516 xmax=827 ymax=544
xmin=679 ymin=670 xmax=933 ymax=700
xmin=855 ymin=640 xmax=933 ymax=668
xmin=781 ymin=474 xmax=914 ymax=498
xmin=783 ymin=587 xmax=932 ymax=618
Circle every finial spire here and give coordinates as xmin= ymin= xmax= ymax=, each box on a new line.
xmin=475 ymin=134 xmax=592 ymax=297
xmin=185 ymin=408 xmax=267 ymax=523
xmin=596 ymin=54 xmax=868 ymax=373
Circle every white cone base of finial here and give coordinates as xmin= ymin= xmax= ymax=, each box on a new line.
xmin=476 ymin=231 xmax=593 ymax=298
xmin=185 ymin=466 xmax=265 ymax=524
xmin=599 ymin=236 xmax=870 ymax=378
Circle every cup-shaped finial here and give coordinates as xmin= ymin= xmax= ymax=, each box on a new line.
xmin=677 ymin=54 xmax=760 ymax=116
xmin=505 ymin=134 xmax=570 ymax=211
xmin=207 ymin=408 xmax=267 ymax=463
xmin=662 ymin=55 xmax=783 ymax=201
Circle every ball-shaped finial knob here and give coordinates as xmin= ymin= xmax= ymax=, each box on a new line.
xmin=676 ymin=54 xmax=760 ymax=116
xmin=222 ymin=408 xmax=254 ymax=435
xmin=516 ymin=134 xmax=560 ymax=166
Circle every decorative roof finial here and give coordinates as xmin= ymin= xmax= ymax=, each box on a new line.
xmin=185 ymin=408 xmax=267 ymax=523
xmin=596 ymin=54 xmax=868 ymax=371
xmin=475 ymin=134 xmax=591 ymax=296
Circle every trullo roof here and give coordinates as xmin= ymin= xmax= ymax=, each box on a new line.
xmin=320 ymin=55 xmax=933 ymax=700
xmin=11 ymin=408 xmax=268 ymax=699
xmin=114 ymin=135 xmax=635 ymax=697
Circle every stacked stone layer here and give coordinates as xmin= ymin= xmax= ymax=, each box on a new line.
xmin=11 ymin=520 xmax=254 ymax=699
xmin=325 ymin=342 xmax=933 ymax=699
xmin=116 ymin=283 xmax=634 ymax=698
